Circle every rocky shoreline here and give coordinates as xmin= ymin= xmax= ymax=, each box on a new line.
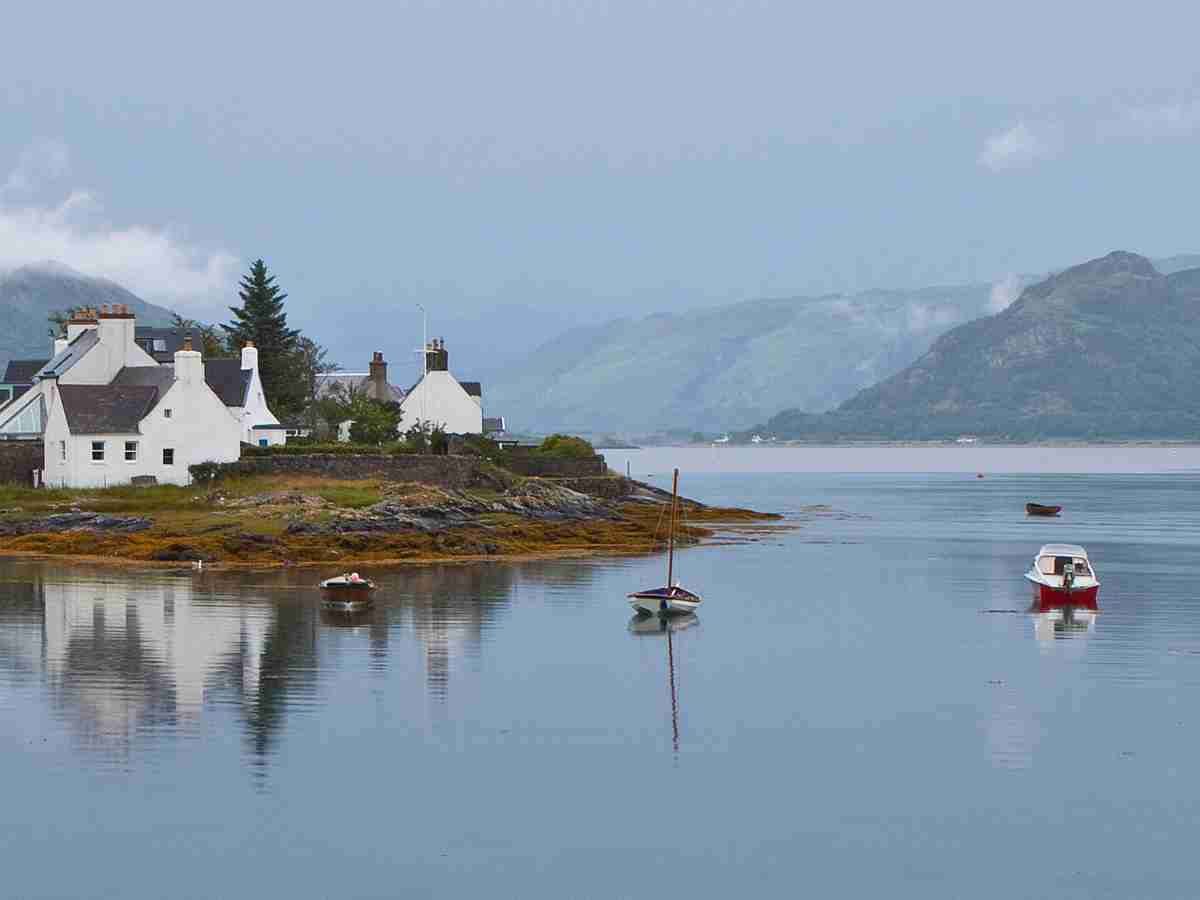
xmin=0 ymin=476 xmax=779 ymax=568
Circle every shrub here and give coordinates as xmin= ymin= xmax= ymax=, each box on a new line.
xmin=537 ymin=434 xmax=596 ymax=458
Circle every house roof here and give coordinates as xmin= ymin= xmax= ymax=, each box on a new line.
xmin=36 ymin=329 xmax=99 ymax=380
xmin=134 ymin=327 xmax=199 ymax=363
xmin=2 ymin=359 xmax=49 ymax=385
xmin=204 ymin=359 xmax=251 ymax=407
xmin=57 ymin=385 xmax=161 ymax=434
xmin=112 ymin=366 xmax=177 ymax=394
xmin=315 ymin=372 xmax=406 ymax=403
xmin=460 ymin=381 xmax=482 ymax=398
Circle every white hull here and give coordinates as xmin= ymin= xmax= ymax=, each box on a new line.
xmin=628 ymin=596 xmax=701 ymax=616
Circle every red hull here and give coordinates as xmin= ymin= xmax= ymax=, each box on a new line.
xmin=1031 ymin=582 xmax=1098 ymax=611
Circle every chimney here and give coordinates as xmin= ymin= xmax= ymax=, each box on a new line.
xmin=65 ymin=307 xmax=99 ymax=343
xmin=240 ymin=340 xmax=260 ymax=376
xmin=426 ymin=339 xmax=449 ymax=372
xmin=368 ymin=351 xmax=388 ymax=401
xmin=97 ymin=302 xmax=138 ymax=369
xmin=175 ymin=335 xmax=203 ymax=386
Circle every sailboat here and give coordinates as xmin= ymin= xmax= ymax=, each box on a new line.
xmin=628 ymin=468 xmax=703 ymax=616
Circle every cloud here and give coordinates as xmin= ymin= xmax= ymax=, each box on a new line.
xmin=988 ymin=273 xmax=1023 ymax=313
xmin=978 ymin=122 xmax=1056 ymax=171
xmin=1117 ymin=101 xmax=1200 ymax=137
xmin=0 ymin=141 xmax=240 ymax=311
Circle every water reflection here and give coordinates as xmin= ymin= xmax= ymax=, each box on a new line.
xmin=1032 ymin=607 xmax=1097 ymax=643
xmin=629 ymin=612 xmax=698 ymax=756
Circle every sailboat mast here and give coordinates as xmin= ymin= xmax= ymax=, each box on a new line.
xmin=667 ymin=468 xmax=678 ymax=588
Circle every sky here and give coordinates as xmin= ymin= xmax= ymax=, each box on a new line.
xmin=3 ymin=0 xmax=1200 ymax=374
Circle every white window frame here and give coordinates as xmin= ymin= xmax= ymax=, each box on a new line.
xmin=124 ymin=441 xmax=138 ymax=462
xmin=91 ymin=441 xmax=105 ymax=462
xmin=162 ymin=448 xmax=175 ymax=466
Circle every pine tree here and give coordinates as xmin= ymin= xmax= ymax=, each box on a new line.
xmin=222 ymin=259 xmax=303 ymax=415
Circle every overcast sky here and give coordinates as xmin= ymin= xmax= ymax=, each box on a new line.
xmin=3 ymin=0 xmax=1200 ymax=367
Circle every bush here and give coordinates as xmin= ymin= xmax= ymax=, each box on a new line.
xmin=241 ymin=442 xmax=400 ymax=457
xmin=537 ymin=434 xmax=596 ymax=458
xmin=189 ymin=461 xmax=224 ymax=483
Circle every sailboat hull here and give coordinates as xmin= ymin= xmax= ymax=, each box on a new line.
xmin=628 ymin=587 xmax=702 ymax=615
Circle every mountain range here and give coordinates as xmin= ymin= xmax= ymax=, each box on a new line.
xmin=757 ymin=251 xmax=1200 ymax=440
xmin=0 ymin=263 xmax=175 ymax=371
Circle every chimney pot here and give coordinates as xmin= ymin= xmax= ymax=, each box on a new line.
xmin=183 ymin=336 xmax=193 ymax=352
xmin=244 ymin=340 xmax=255 ymax=348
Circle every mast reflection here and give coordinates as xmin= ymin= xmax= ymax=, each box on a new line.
xmin=629 ymin=612 xmax=698 ymax=755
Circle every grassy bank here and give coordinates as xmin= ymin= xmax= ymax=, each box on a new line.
xmin=0 ymin=475 xmax=779 ymax=568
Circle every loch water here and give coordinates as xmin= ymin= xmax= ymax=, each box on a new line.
xmin=5 ymin=447 xmax=1200 ymax=898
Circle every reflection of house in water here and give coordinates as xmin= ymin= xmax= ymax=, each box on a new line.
xmin=0 ymin=565 xmax=318 ymax=769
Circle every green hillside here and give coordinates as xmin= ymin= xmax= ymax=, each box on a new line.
xmin=758 ymin=252 xmax=1200 ymax=440
xmin=0 ymin=262 xmax=176 ymax=373
xmin=487 ymin=283 xmax=995 ymax=435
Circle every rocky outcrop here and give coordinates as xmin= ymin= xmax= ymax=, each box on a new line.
xmin=0 ymin=511 xmax=152 ymax=535
xmin=286 ymin=481 xmax=614 ymax=536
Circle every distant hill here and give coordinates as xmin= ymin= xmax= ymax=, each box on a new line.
xmin=487 ymin=283 xmax=998 ymax=435
xmin=757 ymin=252 xmax=1200 ymax=440
xmin=0 ymin=262 xmax=176 ymax=372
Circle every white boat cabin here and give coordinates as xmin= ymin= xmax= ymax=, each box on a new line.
xmin=1032 ymin=544 xmax=1097 ymax=582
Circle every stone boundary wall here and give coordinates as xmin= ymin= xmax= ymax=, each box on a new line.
xmin=498 ymin=451 xmax=608 ymax=477
xmin=0 ymin=441 xmax=44 ymax=486
xmin=197 ymin=453 xmax=515 ymax=490
xmin=550 ymin=475 xmax=633 ymax=499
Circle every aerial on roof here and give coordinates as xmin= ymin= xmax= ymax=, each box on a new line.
xmin=2 ymin=360 xmax=50 ymax=385
xmin=36 ymin=330 xmax=100 ymax=380
xmin=204 ymin=359 xmax=252 ymax=407
xmin=57 ymin=385 xmax=162 ymax=434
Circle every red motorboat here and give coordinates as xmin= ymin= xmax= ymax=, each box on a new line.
xmin=1024 ymin=544 xmax=1099 ymax=610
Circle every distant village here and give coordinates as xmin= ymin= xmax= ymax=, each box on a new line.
xmin=0 ymin=298 xmax=506 ymax=489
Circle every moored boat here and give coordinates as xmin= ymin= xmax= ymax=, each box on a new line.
xmin=319 ymin=572 xmax=376 ymax=610
xmin=629 ymin=468 xmax=703 ymax=616
xmin=1026 ymin=502 xmax=1062 ymax=516
xmin=1024 ymin=544 xmax=1099 ymax=610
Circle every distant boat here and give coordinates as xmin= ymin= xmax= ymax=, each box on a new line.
xmin=1025 ymin=502 xmax=1062 ymax=517
xmin=956 ymin=435 xmax=978 ymax=444
xmin=750 ymin=434 xmax=763 ymax=444
xmin=319 ymin=572 xmax=376 ymax=610
xmin=1024 ymin=544 xmax=1100 ymax=610
xmin=713 ymin=435 xmax=731 ymax=444
xmin=629 ymin=468 xmax=702 ymax=616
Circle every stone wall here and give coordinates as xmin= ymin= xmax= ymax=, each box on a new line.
xmin=0 ymin=441 xmax=44 ymax=486
xmin=195 ymin=453 xmax=517 ymax=490
xmin=498 ymin=450 xmax=609 ymax=477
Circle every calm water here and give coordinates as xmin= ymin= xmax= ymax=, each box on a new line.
xmin=5 ymin=448 xmax=1200 ymax=898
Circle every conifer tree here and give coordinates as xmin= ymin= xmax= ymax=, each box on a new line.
xmin=222 ymin=259 xmax=303 ymax=415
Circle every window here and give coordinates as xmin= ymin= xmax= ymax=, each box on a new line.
xmin=162 ymin=448 xmax=174 ymax=466
xmin=164 ymin=408 xmax=172 ymax=419
xmin=259 ymin=438 xmax=269 ymax=448
xmin=124 ymin=441 xmax=138 ymax=462
xmin=91 ymin=441 xmax=105 ymax=462
xmin=152 ymin=339 xmax=167 ymax=352
xmin=59 ymin=441 xmax=66 ymax=461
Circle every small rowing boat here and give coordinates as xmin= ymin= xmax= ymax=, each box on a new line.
xmin=319 ymin=572 xmax=376 ymax=610
xmin=1025 ymin=502 xmax=1062 ymax=517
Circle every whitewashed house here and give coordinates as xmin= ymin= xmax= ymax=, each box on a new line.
xmin=0 ymin=305 xmax=249 ymax=487
xmin=42 ymin=335 xmax=241 ymax=487
xmin=399 ymin=339 xmax=485 ymax=435
xmin=203 ymin=342 xmax=287 ymax=447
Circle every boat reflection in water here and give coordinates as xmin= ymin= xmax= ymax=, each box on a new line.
xmin=1032 ymin=606 xmax=1097 ymax=642
xmin=628 ymin=612 xmax=698 ymax=755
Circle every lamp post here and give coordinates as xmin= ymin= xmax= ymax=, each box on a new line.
xmin=416 ymin=304 xmax=427 ymax=433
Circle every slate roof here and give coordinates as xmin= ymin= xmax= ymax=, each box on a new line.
xmin=57 ymin=385 xmax=161 ymax=434
xmin=204 ymin=359 xmax=251 ymax=407
xmin=134 ymin=327 xmax=200 ymax=363
xmin=460 ymin=381 xmax=482 ymax=398
xmin=314 ymin=372 xmax=406 ymax=403
xmin=36 ymin=329 xmax=99 ymax=380
xmin=2 ymin=359 xmax=49 ymax=385
xmin=112 ymin=366 xmax=177 ymax=394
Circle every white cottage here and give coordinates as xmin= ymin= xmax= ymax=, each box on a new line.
xmin=203 ymin=342 xmax=286 ymax=447
xmin=42 ymin=337 xmax=241 ymax=488
xmin=399 ymin=339 xmax=484 ymax=435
